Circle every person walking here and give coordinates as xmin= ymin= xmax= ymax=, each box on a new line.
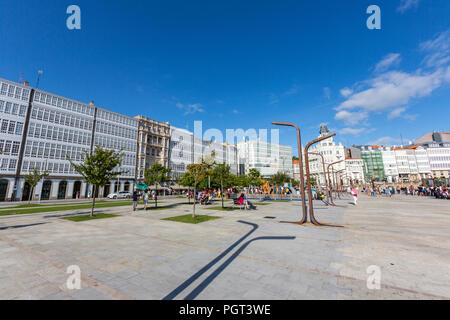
xmin=143 ymin=191 xmax=149 ymax=210
xmin=351 ymin=187 xmax=359 ymax=205
xmin=132 ymin=191 xmax=139 ymax=211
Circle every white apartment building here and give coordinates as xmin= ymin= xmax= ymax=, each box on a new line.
xmin=169 ymin=126 xmax=194 ymax=179
xmin=237 ymin=140 xmax=293 ymax=178
xmin=0 ymin=78 xmax=138 ymax=202
xmin=380 ymin=147 xmax=399 ymax=183
xmin=414 ymin=146 xmax=432 ymax=180
xmin=392 ymin=148 xmax=420 ymax=183
xmin=308 ymin=125 xmax=346 ymax=186
xmin=426 ymin=147 xmax=450 ymax=179
xmin=415 ymin=132 xmax=450 ymax=179
xmin=0 ymin=79 xmax=31 ymax=201
xmin=168 ymin=127 xmax=239 ymax=178
xmin=344 ymin=158 xmax=365 ymax=186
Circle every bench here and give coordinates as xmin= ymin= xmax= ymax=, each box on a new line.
xmin=233 ymin=198 xmax=245 ymax=210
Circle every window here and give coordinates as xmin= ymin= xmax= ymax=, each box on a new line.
xmin=12 ymin=104 xmax=18 ymax=115
xmin=9 ymin=159 xmax=17 ymax=170
xmin=15 ymin=122 xmax=23 ymax=135
xmin=1 ymin=120 xmax=8 ymax=133
xmin=19 ymin=105 xmax=26 ymax=116
xmin=8 ymin=121 xmax=16 ymax=134
xmin=5 ymin=102 xmax=11 ymax=113
xmin=12 ymin=142 xmax=20 ymax=155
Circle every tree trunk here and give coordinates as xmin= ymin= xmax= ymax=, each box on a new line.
xmin=193 ymin=184 xmax=196 ymax=218
xmin=90 ymin=185 xmax=96 ymax=217
xmin=155 ymin=184 xmax=158 ymax=207
xmin=188 ymin=187 xmax=191 ymax=204
xmin=28 ymin=186 xmax=34 ymax=204
xmin=221 ymin=182 xmax=224 ymax=209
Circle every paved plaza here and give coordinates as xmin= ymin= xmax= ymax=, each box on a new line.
xmin=0 ymin=195 xmax=449 ymax=300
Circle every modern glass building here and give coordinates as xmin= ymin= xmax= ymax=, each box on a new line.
xmin=0 ymin=77 xmax=138 ymax=201
xmin=359 ymin=146 xmax=386 ymax=182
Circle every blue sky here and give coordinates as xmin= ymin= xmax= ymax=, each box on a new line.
xmin=1 ymin=0 xmax=449 ymax=156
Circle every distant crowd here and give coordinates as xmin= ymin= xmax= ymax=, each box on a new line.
xmin=362 ymin=185 xmax=449 ymax=200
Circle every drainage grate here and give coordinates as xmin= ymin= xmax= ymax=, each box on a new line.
xmin=264 ymin=216 xmax=276 ymax=219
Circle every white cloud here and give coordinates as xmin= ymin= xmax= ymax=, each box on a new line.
xmin=340 ymin=87 xmax=353 ymax=97
xmin=421 ymin=30 xmax=450 ymax=68
xmin=397 ymin=0 xmax=420 ymax=13
xmin=335 ymin=110 xmax=369 ymax=126
xmin=374 ymin=53 xmax=401 ymax=73
xmin=339 ymin=127 xmax=372 ymax=136
xmin=368 ymin=136 xmax=403 ymax=146
xmin=337 ymin=69 xmax=444 ymax=112
xmin=176 ymin=102 xmax=204 ymax=115
xmin=388 ymin=107 xmax=406 ymax=120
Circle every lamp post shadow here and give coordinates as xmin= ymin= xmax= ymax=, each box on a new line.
xmin=163 ymin=220 xmax=295 ymax=300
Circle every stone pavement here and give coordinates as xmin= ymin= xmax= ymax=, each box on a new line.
xmin=0 ymin=195 xmax=448 ymax=300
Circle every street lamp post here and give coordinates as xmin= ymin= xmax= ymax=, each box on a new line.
xmin=327 ymin=160 xmax=345 ymax=206
xmin=308 ymin=152 xmax=330 ymax=205
xmin=304 ymin=133 xmax=336 ymax=225
xmin=335 ymin=169 xmax=346 ymax=199
xmin=271 ymin=122 xmax=307 ymax=224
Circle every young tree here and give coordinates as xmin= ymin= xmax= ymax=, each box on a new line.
xmin=248 ymin=168 xmax=263 ymax=188
xmin=68 ymin=146 xmax=123 ymax=217
xmin=179 ymin=171 xmax=195 ymax=204
xmin=212 ymin=163 xmax=232 ymax=208
xmin=270 ymin=171 xmax=290 ymax=187
xmin=186 ymin=162 xmax=209 ymax=218
xmin=144 ymin=163 xmax=172 ymax=208
xmin=23 ymin=168 xmax=49 ymax=203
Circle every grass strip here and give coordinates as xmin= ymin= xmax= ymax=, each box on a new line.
xmin=61 ymin=214 xmax=119 ymax=222
xmin=162 ymin=214 xmax=221 ymax=224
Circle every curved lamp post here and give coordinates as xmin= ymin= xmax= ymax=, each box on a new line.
xmin=327 ymin=160 xmax=344 ymax=206
xmin=334 ymin=169 xmax=346 ymax=199
xmin=271 ymin=122 xmax=307 ymax=224
xmin=304 ymin=133 xmax=336 ymax=225
xmin=308 ymin=152 xmax=330 ymax=205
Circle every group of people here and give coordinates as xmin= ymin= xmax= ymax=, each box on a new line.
xmin=132 ymin=190 xmax=156 ymax=211
xmin=361 ymin=185 xmax=450 ymax=200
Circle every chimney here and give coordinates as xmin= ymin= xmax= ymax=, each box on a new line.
xmin=24 ymin=81 xmax=29 ymax=86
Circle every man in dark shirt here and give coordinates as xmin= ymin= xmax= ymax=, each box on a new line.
xmin=132 ymin=191 xmax=139 ymax=211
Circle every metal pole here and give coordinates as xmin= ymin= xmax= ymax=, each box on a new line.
xmin=326 ymin=160 xmax=345 ymax=206
xmin=304 ymin=133 xmax=336 ymax=225
xmin=308 ymin=152 xmax=329 ymax=205
xmin=271 ymin=122 xmax=307 ymax=224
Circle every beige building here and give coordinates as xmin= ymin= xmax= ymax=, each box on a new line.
xmin=135 ymin=116 xmax=170 ymax=180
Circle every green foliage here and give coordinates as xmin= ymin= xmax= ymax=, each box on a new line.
xmin=310 ymin=177 xmax=317 ymax=186
xmin=23 ymin=167 xmax=49 ymax=202
xmin=68 ymin=146 xmax=124 ymax=216
xmin=144 ymin=163 xmax=171 ymax=207
xmin=68 ymin=146 xmax=123 ymax=187
xmin=179 ymin=171 xmax=195 ymax=187
xmin=247 ymin=168 xmax=263 ymax=187
xmin=144 ymin=163 xmax=172 ymax=188
xmin=186 ymin=160 xmax=213 ymax=217
xmin=270 ymin=171 xmax=290 ymax=186
xmin=233 ymin=174 xmax=248 ymax=187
